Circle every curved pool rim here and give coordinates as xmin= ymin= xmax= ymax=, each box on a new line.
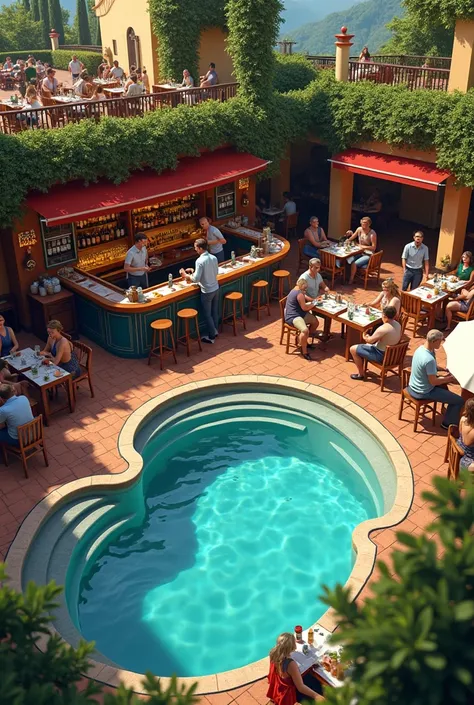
xmin=7 ymin=376 xmax=414 ymax=695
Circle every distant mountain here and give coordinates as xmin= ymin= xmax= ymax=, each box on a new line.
xmin=285 ymin=0 xmax=403 ymax=55
xmin=280 ymin=0 xmax=365 ymax=34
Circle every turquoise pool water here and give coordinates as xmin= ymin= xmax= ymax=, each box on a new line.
xmin=76 ymin=415 xmax=380 ymax=677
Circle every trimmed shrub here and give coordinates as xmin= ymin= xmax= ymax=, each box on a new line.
xmin=0 ymin=50 xmax=52 ymax=64
xmin=52 ymin=49 xmax=103 ymax=75
xmin=273 ymin=53 xmax=318 ymax=93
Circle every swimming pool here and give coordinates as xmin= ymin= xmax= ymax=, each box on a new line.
xmin=16 ymin=377 xmax=413 ymax=692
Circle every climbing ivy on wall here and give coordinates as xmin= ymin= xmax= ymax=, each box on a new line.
xmin=147 ymin=0 xmax=226 ymax=83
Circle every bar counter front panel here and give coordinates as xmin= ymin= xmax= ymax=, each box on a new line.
xmin=63 ymin=230 xmax=289 ymax=358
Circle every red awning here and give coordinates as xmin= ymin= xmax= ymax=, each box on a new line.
xmin=328 ymin=149 xmax=450 ymax=191
xmin=28 ymin=149 xmax=270 ymax=225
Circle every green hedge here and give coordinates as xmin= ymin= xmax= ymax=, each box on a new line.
xmin=273 ymin=53 xmax=319 ymax=93
xmin=0 ymin=50 xmax=53 ymax=64
xmin=405 ymin=0 xmax=474 ymax=26
xmin=52 ymin=49 xmax=103 ymax=76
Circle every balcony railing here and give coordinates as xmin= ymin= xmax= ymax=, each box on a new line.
xmin=305 ymin=54 xmax=452 ymax=70
xmin=348 ymin=61 xmax=450 ymax=91
xmin=0 ymin=83 xmax=238 ymax=134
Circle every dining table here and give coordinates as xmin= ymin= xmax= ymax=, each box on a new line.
xmin=404 ymin=285 xmax=450 ymax=329
xmin=290 ymin=624 xmax=344 ymax=689
xmin=93 ymin=78 xmax=120 ymax=88
xmin=104 ymin=86 xmax=125 ymax=96
xmin=336 ymin=306 xmax=384 ymax=361
xmin=152 ymin=82 xmax=182 ymax=93
xmin=3 ymin=348 xmax=75 ymax=425
xmin=322 ymin=243 xmax=366 ymax=283
xmin=311 ymin=295 xmax=348 ymax=339
xmin=261 ymin=206 xmax=284 ymax=217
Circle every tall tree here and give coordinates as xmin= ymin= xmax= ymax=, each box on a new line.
xmin=30 ymin=0 xmax=40 ymax=21
xmin=0 ymin=3 xmax=43 ymax=50
xmin=76 ymin=0 xmax=91 ymax=45
xmin=39 ymin=0 xmax=50 ymax=48
xmin=48 ymin=0 xmax=65 ymax=43
xmin=95 ymin=17 xmax=102 ymax=47
xmin=22 ymin=0 xmax=31 ymax=11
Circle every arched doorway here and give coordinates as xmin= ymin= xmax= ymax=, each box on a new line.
xmin=127 ymin=27 xmax=140 ymax=70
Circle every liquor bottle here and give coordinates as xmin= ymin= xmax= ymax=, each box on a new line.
xmin=120 ymin=228 xmax=125 ymax=237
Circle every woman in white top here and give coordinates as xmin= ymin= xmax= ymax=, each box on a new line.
xmin=181 ymin=69 xmax=194 ymax=88
xmin=41 ymin=68 xmax=58 ymax=97
xmin=371 ymin=279 xmax=401 ymax=317
xmin=346 ymin=216 xmax=378 ymax=284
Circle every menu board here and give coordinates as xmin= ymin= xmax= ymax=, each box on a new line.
xmin=215 ymin=182 xmax=236 ymax=219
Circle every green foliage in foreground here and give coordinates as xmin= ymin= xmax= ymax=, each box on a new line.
xmin=321 ymin=471 xmax=474 ymax=705
xmin=404 ymin=0 xmax=474 ymax=27
xmin=0 ymin=563 xmax=199 ymax=704
xmin=3 ymin=72 xmax=474 ymax=227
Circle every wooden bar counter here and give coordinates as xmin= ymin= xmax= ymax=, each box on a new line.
xmin=60 ymin=229 xmax=289 ymax=358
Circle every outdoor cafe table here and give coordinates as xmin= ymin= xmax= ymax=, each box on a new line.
xmin=93 ymin=78 xmax=119 ymax=88
xmin=3 ymin=347 xmax=39 ymax=372
xmin=425 ymin=275 xmax=466 ymax=296
xmin=311 ymin=295 xmax=348 ymax=338
xmin=323 ymin=243 xmax=366 ymax=283
xmin=104 ymin=87 xmax=125 ymax=96
xmin=153 ymin=82 xmax=181 ymax=92
xmin=52 ymin=95 xmax=83 ymax=104
xmin=262 ymin=206 xmax=284 ymax=217
xmin=291 ymin=625 xmax=344 ymax=689
xmin=22 ymin=363 xmax=75 ymax=425
xmin=336 ymin=306 xmax=384 ymax=361
xmin=404 ymin=285 xmax=450 ymax=329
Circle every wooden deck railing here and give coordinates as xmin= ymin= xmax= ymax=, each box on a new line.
xmin=305 ymin=54 xmax=452 ymax=71
xmin=348 ymin=61 xmax=450 ymax=91
xmin=0 ymin=83 xmax=238 ymax=134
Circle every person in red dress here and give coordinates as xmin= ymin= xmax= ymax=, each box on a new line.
xmin=267 ymin=633 xmax=325 ymax=704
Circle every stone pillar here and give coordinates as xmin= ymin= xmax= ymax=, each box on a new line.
xmin=328 ymin=165 xmax=354 ymax=238
xmin=335 ymin=26 xmax=354 ymax=82
xmin=270 ymin=149 xmax=291 ymax=206
xmin=448 ymin=19 xmax=474 ymax=93
xmin=436 ymin=179 xmax=471 ymax=268
xmin=49 ymin=29 xmax=60 ymax=52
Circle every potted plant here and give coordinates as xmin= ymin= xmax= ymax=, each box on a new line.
xmin=440 ymin=253 xmax=451 ymax=272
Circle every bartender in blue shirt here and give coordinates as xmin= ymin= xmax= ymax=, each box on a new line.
xmin=199 ymin=216 xmax=227 ymax=263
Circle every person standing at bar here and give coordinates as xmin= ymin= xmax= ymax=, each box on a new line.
xmin=124 ymin=233 xmax=150 ymax=288
xmin=180 ymin=239 xmax=219 ymax=344
xmin=401 ymin=231 xmax=430 ymax=291
xmin=199 ymin=216 xmax=226 ymax=263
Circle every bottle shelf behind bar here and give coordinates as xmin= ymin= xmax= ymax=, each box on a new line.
xmin=132 ymin=194 xmax=200 ymax=231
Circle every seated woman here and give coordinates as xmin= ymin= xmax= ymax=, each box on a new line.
xmin=346 ymin=216 xmax=377 ymax=284
xmin=453 ymin=250 xmax=474 ymax=287
xmin=40 ymin=320 xmax=81 ymax=379
xmin=181 ymin=69 xmax=194 ymax=88
xmin=284 ymin=279 xmax=320 ymax=361
xmin=267 ymin=632 xmax=324 ymax=704
xmin=91 ymin=84 xmax=106 ymax=101
xmin=459 ymin=399 xmax=474 ymax=472
xmin=445 ymin=287 xmax=474 ymax=331
xmin=0 ymin=315 xmax=19 ymax=357
xmin=371 ymin=278 xmax=401 ymax=317
xmin=303 ymin=217 xmax=330 ymax=258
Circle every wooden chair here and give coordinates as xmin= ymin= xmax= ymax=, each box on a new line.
xmin=1 ymin=415 xmax=48 ymax=478
xmin=354 ymin=250 xmax=384 ymax=289
xmin=452 ymin=296 xmax=474 ymax=325
xmin=398 ymin=368 xmax=438 ymax=432
xmin=283 ymin=212 xmax=299 ymax=239
xmin=71 ymin=340 xmax=94 ymax=398
xmin=400 ymin=292 xmax=430 ymax=338
xmin=444 ymin=424 xmax=464 ymax=481
xmin=363 ymin=339 xmax=409 ymax=392
xmin=297 ymin=239 xmax=310 ymax=274
xmin=319 ymin=248 xmax=345 ymax=289
xmin=279 ymin=296 xmax=299 ymax=354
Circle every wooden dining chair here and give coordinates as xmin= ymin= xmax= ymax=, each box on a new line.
xmin=319 ymin=249 xmax=345 ymax=289
xmin=1 ymin=415 xmax=48 ymax=478
xmin=398 ymin=368 xmax=438 ymax=433
xmin=400 ymin=292 xmax=430 ymax=338
xmin=452 ymin=296 xmax=474 ymax=326
xmin=72 ymin=340 xmax=94 ymax=398
xmin=363 ymin=339 xmax=409 ymax=392
xmin=283 ymin=212 xmax=299 ymax=239
xmin=297 ymin=239 xmax=310 ymax=274
xmin=354 ymin=250 xmax=384 ymax=289
xmin=444 ymin=424 xmax=464 ymax=481
xmin=279 ymin=296 xmax=300 ymax=354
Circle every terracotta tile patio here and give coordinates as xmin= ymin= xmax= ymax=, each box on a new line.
xmin=1 ymin=230 xmax=460 ymax=703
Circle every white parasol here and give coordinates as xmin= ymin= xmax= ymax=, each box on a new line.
xmin=443 ymin=320 xmax=474 ymax=393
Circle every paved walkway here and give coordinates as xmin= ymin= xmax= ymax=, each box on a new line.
xmin=1 ymin=226 xmax=458 ymax=703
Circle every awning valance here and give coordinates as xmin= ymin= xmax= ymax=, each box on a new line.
xmin=28 ymin=149 xmax=270 ymax=225
xmin=328 ymin=149 xmax=450 ymax=191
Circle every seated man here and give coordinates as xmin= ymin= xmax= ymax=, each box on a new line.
xmin=0 ymin=384 xmax=33 ymax=447
xmin=200 ymin=62 xmax=218 ymax=87
xmin=407 ymin=329 xmax=464 ymax=429
xmin=284 ymin=278 xmax=319 ymax=361
xmin=349 ymin=305 xmax=401 ymax=380
xmin=282 ymin=191 xmax=297 ymax=217
xmin=299 ymin=258 xmax=329 ymax=300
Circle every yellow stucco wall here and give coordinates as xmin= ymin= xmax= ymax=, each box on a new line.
xmin=198 ymin=27 xmax=234 ymax=84
xmin=96 ymin=0 xmax=158 ymax=83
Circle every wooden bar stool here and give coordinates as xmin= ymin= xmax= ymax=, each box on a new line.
xmin=270 ymin=270 xmax=291 ymax=301
xmin=221 ymin=292 xmax=246 ymax=336
xmin=177 ymin=308 xmax=202 ymax=356
xmin=249 ymin=280 xmax=271 ymax=320
xmin=148 ymin=319 xmax=177 ymax=369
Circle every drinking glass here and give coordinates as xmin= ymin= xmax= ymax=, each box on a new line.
xmin=35 ymin=345 xmax=40 ymax=357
